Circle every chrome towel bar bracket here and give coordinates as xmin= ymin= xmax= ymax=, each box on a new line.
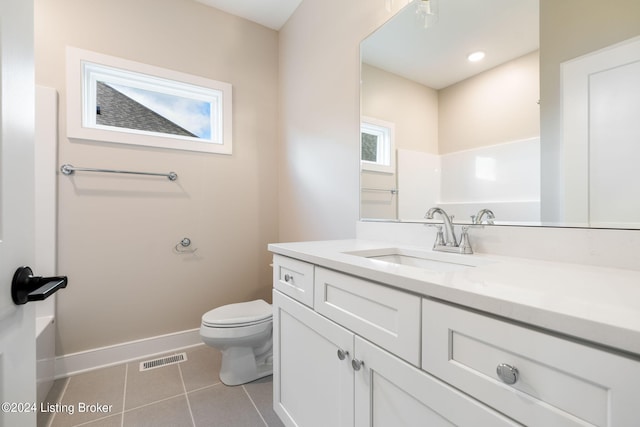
xmin=60 ymin=164 xmax=178 ymax=181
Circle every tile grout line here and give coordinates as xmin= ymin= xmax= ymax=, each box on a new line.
xmin=242 ymin=385 xmax=268 ymax=427
xmin=46 ymin=350 xmax=230 ymax=427
xmin=46 ymin=377 xmax=70 ymax=427
xmin=188 ymin=381 xmax=223 ymax=394
xmin=122 ymin=392 xmax=187 ymax=414
xmin=178 ymin=363 xmax=197 ymax=427
xmin=120 ymin=363 xmax=128 ymax=427
xmin=66 ymin=364 xmax=129 ymax=427
xmin=71 ymin=413 xmax=124 ymax=427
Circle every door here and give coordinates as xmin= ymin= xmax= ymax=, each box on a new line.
xmin=273 ymin=290 xmax=354 ymax=427
xmin=562 ymin=35 xmax=640 ymax=226
xmin=0 ymin=0 xmax=37 ymax=426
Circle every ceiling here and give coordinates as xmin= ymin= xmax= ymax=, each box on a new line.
xmin=361 ymin=0 xmax=539 ymax=89
xmin=194 ymin=0 xmax=539 ymax=89
xmin=194 ymin=0 xmax=302 ymax=30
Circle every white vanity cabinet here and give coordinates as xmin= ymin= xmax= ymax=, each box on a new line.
xmin=273 ymin=290 xmax=354 ymax=427
xmin=273 ymin=254 xmax=315 ymax=307
xmin=353 ymin=336 xmax=519 ymax=427
xmin=270 ymin=242 xmax=640 ymax=427
xmin=313 ymin=266 xmax=421 ymax=366
xmin=421 ymin=298 xmax=640 ymax=427
xmin=272 ymin=255 xmax=517 ymax=427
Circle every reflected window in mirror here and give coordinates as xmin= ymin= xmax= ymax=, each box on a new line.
xmin=359 ymin=0 xmax=640 ymax=229
xmin=361 ymin=117 xmax=395 ymax=174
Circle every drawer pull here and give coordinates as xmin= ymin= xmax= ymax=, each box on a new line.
xmin=496 ymin=363 xmax=519 ymax=385
xmin=352 ymin=359 xmax=364 ymax=371
xmin=337 ymin=349 xmax=349 ymax=360
xmin=284 ymin=274 xmax=294 ymax=283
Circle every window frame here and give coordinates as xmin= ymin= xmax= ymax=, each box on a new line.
xmin=360 ymin=116 xmax=395 ymax=173
xmin=66 ymin=47 xmax=233 ymax=154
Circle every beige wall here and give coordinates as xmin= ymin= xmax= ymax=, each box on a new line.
xmin=540 ymin=0 xmax=640 ymax=221
xmin=361 ymin=63 xmax=439 ymax=154
xmin=359 ymin=63 xmax=438 ymax=220
xmin=35 ymin=0 xmax=279 ymax=355
xmin=277 ymin=0 xmax=393 ymax=241
xmin=439 ymin=51 xmax=540 ymax=154
xmin=361 ymin=52 xmax=539 ymax=156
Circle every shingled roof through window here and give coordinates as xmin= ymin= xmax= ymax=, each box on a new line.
xmin=96 ymin=81 xmax=197 ymax=138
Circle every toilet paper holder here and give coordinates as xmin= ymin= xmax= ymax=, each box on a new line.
xmin=175 ymin=237 xmax=198 ymax=254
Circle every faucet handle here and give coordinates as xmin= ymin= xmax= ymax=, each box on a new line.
xmin=433 ymin=225 xmax=445 ymax=247
xmin=458 ymin=226 xmax=473 ymax=254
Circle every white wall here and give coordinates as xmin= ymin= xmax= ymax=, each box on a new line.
xmin=397 ymin=149 xmax=440 ymax=220
xmin=396 ymin=139 xmax=540 ymax=223
xmin=439 ymin=138 xmax=540 ymax=222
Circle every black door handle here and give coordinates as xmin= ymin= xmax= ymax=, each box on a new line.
xmin=11 ymin=266 xmax=68 ymax=305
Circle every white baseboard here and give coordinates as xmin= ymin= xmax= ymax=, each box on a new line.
xmin=54 ymin=328 xmax=203 ymax=379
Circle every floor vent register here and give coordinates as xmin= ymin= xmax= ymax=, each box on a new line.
xmin=139 ymin=352 xmax=187 ymax=372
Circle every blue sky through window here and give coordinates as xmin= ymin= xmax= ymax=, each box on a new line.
xmin=108 ymin=83 xmax=212 ymax=139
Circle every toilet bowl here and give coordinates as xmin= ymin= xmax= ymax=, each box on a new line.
xmin=200 ymin=299 xmax=273 ymax=386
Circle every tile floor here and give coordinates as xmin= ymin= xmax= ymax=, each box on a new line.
xmin=38 ymin=345 xmax=284 ymax=427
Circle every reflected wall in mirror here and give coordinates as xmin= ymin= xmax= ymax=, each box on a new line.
xmin=360 ymin=0 xmax=640 ymax=229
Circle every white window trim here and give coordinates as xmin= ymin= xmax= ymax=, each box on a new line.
xmin=66 ymin=46 xmax=233 ymax=154
xmin=361 ymin=116 xmax=395 ymax=173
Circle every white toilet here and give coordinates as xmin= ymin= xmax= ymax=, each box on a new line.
xmin=200 ymin=299 xmax=273 ymax=386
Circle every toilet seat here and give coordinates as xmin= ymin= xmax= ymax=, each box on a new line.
xmin=202 ymin=299 xmax=272 ymax=328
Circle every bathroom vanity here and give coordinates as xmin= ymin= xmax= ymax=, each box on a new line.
xmin=269 ymin=240 xmax=640 ymax=427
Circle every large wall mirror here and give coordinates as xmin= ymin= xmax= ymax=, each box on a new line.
xmin=360 ymin=0 xmax=640 ymax=229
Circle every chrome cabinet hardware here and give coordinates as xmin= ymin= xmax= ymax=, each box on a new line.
xmin=496 ymin=363 xmax=519 ymax=385
xmin=337 ymin=349 xmax=349 ymax=360
xmin=284 ymin=274 xmax=294 ymax=283
xmin=351 ymin=359 xmax=364 ymax=371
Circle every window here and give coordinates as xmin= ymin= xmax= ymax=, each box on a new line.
xmin=67 ymin=47 xmax=232 ymax=154
xmin=360 ymin=117 xmax=395 ymax=173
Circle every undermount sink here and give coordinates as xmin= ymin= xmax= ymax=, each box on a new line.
xmin=344 ymin=247 xmax=490 ymax=273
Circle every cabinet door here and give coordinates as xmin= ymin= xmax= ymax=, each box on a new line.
xmin=273 ymin=290 xmax=354 ymax=427
xmin=354 ymin=337 xmax=519 ymax=427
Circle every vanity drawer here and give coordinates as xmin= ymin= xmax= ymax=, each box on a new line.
xmin=422 ymin=298 xmax=640 ymax=427
xmin=272 ymin=255 xmax=314 ymax=307
xmin=315 ymin=267 xmax=421 ymax=366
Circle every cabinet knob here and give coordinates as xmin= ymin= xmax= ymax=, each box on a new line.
xmin=351 ymin=359 xmax=364 ymax=371
xmin=496 ymin=363 xmax=519 ymax=385
xmin=284 ymin=274 xmax=293 ymax=283
xmin=337 ymin=349 xmax=349 ymax=360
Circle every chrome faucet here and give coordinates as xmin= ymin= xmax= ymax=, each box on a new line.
xmin=425 ymin=207 xmax=457 ymax=246
xmin=473 ymin=208 xmax=495 ymax=225
xmin=425 ymin=207 xmax=473 ymax=254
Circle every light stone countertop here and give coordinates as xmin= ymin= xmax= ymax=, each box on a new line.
xmin=268 ymin=239 xmax=640 ymax=358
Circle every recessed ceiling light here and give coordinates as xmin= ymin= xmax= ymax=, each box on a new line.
xmin=467 ymin=51 xmax=486 ymax=62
